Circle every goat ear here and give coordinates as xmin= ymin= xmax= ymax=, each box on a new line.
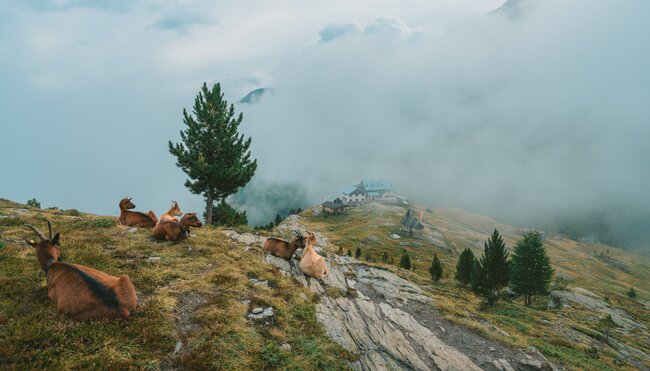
xmin=52 ymin=233 xmax=60 ymax=246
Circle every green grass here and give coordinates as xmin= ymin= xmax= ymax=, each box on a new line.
xmin=0 ymin=200 xmax=350 ymax=369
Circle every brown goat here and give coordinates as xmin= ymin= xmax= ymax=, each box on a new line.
xmin=152 ymin=213 xmax=202 ymax=241
xmin=24 ymin=221 xmax=137 ymax=320
xmin=118 ymin=197 xmax=157 ymax=228
xmin=160 ymin=200 xmax=182 ymax=222
xmin=300 ymin=231 xmax=328 ymax=278
xmin=263 ymin=230 xmax=306 ymax=260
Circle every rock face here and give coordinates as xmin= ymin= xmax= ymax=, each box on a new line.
xmin=227 ymin=216 xmax=558 ymax=371
xmin=549 ymin=290 xmax=646 ymax=330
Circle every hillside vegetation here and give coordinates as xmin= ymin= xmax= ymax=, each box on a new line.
xmin=1 ymin=197 xmax=649 ymax=370
xmin=0 ymin=199 xmax=349 ymax=369
xmin=301 ymin=202 xmax=650 ymax=370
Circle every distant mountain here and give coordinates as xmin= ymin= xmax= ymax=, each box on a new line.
xmin=239 ymin=88 xmax=274 ymax=104
xmin=490 ymin=0 xmax=527 ymax=19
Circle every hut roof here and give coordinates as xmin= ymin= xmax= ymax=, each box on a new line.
xmin=361 ymin=179 xmax=393 ymax=191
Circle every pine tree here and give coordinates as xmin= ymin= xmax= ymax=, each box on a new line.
xmin=355 ymin=246 xmax=362 ymax=259
xmin=510 ymin=230 xmax=554 ymax=306
xmin=169 ymin=83 xmax=257 ymax=225
xmin=628 ymin=287 xmax=637 ymax=298
xmin=274 ymin=214 xmax=282 ymax=226
xmin=472 ymin=229 xmax=510 ymax=304
xmin=400 ymin=250 xmax=412 ymax=269
xmin=471 ymin=260 xmax=487 ymax=296
xmin=598 ymin=314 xmax=616 ymax=343
xmin=429 ymin=254 xmax=443 ymax=282
xmin=455 ymin=248 xmax=475 ymax=285
xmin=347 ymin=249 xmax=352 ymax=257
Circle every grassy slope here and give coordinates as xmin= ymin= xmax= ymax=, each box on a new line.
xmin=301 ymin=203 xmax=650 ymax=371
xmin=0 ymin=199 xmax=350 ymax=370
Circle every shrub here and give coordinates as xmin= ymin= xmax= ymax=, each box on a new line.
xmin=355 ymin=247 xmax=361 ymax=259
xmin=64 ymin=209 xmax=81 ymax=216
xmin=552 ymin=276 xmax=569 ymax=291
xmin=0 ymin=240 xmax=5 ymax=249
xmin=27 ymin=198 xmax=41 ymax=209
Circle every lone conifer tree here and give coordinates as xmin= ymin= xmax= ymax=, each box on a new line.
xmin=510 ymin=230 xmax=554 ymax=306
xmin=400 ymin=250 xmax=412 ymax=270
xmin=472 ymin=229 xmax=510 ymax=304
xmin=169 ymin=82 xmax=257 ymax=225
xmin=355 ymin=246 xmax=362 ymax=259
xmin=429 ymin=254 xmax=443 ymax=282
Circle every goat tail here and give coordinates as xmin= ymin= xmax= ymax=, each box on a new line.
xmin=147 ymin=211 xmax=158 ymax=223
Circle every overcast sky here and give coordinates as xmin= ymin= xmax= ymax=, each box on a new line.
xmin=1 ymin=0 xmax=649 ymax=232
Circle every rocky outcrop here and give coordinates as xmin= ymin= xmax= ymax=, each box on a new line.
xmin=548 ymin=290 xmax=646 ymax=330
xmin=228 ymin=216 xmax=558 ymax=371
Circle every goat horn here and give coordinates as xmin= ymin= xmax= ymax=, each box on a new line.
xmin=47 ymin=220 xmax=52 ymax=240
xmin=25 ymin=224 xmax=47 ymax=241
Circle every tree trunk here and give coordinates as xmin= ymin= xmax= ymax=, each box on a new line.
xmin=205 ymin=191 xmax=214 ymax=225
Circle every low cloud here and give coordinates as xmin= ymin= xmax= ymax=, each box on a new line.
xmin=241 ymin=0 xmax=650 ymax=247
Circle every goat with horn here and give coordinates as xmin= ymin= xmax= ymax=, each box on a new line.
xmin=159 ymin=200 xmax=182 ymax=223
xmin=263 ymin=230 xmax=307 ymax=260
xmin=24 ymin=220 xmax=137 ymax=320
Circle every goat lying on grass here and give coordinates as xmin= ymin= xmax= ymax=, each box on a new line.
xmin=160 ymin=200 xmax=182 ymax=222
xmin=24 ymin=221 xmax=137 ymax=320
xmin=152 ymin=213 xmax=202 ymax=241
xmin=263 ymin=230 xmax=307 ymax=260
xmin=118 ymin=197 xmax=157 ymax=228
xmin=300 ymin=231 xmax=328 ymax=278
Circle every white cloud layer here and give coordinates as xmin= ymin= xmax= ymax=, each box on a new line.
xmin=1 ymin=0 xmax=649 ymax=246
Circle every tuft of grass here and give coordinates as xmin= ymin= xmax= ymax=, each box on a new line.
xmin=72 ymin=218 xmax=117 ymax=228
xmin=530 ymin=338 xmax=613 ymax=371
xmin=0 ymin=217 xmax=26 ymax=227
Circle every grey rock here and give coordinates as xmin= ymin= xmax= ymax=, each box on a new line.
xmin=127 ymin=227 xmax=138 ymax=234
xmin=493 ymin=358 xmax=515 ymax=371
xmin=265 ymin=254 xmax=292 ymax=271
xmin=281 ymin=343 xmax=292 ymax=352
xmin=390 ymin=233 xmax=401 ymax=239
xmin=549 ymin=290 xmax=645 ymax=329
xmin=250 ymin=279 xmax=269 ymax=287
xmin=399 ymin=242 xmax=423 ymax=247
xmin=248 ymin=307 xmax=274 ymax=321
xmin=174 ymin=341 xmax=183 ymax=354
xmin=520 ymin=358 xmax=542 ymax=369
